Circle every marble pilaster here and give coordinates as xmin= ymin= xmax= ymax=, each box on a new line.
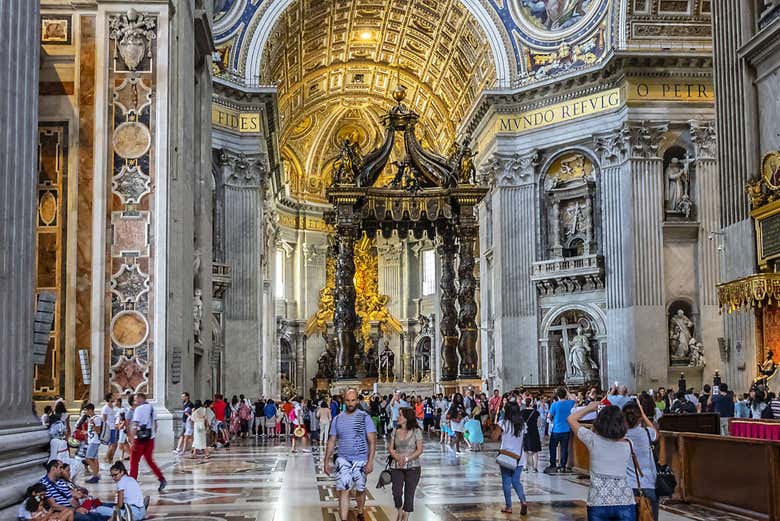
xmin=595 ymin=126 xmax=635 ymax=388
xmin=219 ymin=150 xmax=267 ymax=396
xmin=0 ymin=0 xmax=50 ymax=513
xmin=481 ymin=150 xmax=539 ymax=387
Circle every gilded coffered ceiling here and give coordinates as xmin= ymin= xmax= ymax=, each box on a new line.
xmin=258 ymin=0 xmax=496 ymax=204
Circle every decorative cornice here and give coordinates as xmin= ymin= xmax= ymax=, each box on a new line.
xmin=462 ymin=53 xmax=713 ymax=137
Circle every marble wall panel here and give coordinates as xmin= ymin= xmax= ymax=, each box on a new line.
xmin=75 ymin=15 xmax=96 ymax=401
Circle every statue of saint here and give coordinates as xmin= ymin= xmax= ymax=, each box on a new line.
xmin=568 ymin=326 xmax=597 ymax=378
xmin=670 ymin=309 xmax=694 ymax=358
xmin=688 ymin=340 xmax=706 ymax=368
xmin=666 ymin=156 xmax=691 ymax=212
xmin=378 ymin=341 xmax=395 ymax=381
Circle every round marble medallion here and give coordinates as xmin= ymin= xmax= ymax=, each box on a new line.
xmin=110 ymin=310 xmax=149 ymax=348
xmin=508 ymin=0 xmax=603 ymax=40
xmin=39 ymin=191 xmax=57 ymax=225
xmin=112 ymin=121 xmax=151 ymax=159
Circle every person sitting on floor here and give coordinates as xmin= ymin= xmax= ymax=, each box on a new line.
xmin=91 ymin=462 xmax=148 ymax=521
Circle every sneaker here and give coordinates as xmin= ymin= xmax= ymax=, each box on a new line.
xmin=85 ymin=476 xmax=99 ymax=484
xmin=158 ymin=479 xmax=167 ymax=492
xmin=520 ymin=503 xmax=528 ymax=516
xmin=543 ymin=465 xmax=557 ymax=474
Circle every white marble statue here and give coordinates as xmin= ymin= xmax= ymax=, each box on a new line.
xmin=568 ymin=326 xmax=597 ymax=378
xmin=666 ymin=156 xmax=691 ymax=212
xmin=193 ymin=288 xmax=203 ymax=342
xmin=688 ymin=340 xmax=706 ymax=368
xmin=670 ymin=309 xmax=694 ymax=358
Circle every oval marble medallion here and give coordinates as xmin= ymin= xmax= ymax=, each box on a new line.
xmin=39 ymin=191 xmax=57 ymax=225
xmin=112 ymin=121 xmax=151 ymax=159
xmin=110 ymin=310 xmax=149 ymax=348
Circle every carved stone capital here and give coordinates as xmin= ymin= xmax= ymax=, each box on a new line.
xmin=689 ymin=120 xmax=717 ymax=160
xmin=594 ymin=125 xmax=630 ymax=165
xmin=303 ymin=244 xmax=327 ymax=265
xmin=627 ymin=121 xmax=668 ymax=159
xmin=480 ymin=150 xmax=539 ymax=188
xmin=218 ymin=149 xmax=267 ymax=188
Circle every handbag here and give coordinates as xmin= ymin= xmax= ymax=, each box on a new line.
xmin=377 ymin=433 xmax=395 ymax=489
xmin=627 ymin=440 xmax=654 ymax=521
xmin=645 ymin=428 xmax=677 ymax=497
xmin=495 ymin=449 xmax=521 ymax=470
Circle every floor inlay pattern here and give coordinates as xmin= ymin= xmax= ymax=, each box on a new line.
xmin=83 ymin=435 xmax=720 ymax=520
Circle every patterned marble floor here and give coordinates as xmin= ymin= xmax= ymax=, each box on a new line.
xmin=85 ymin=435 xmax=703 ymax=520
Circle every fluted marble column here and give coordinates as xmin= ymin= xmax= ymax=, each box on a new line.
xmin=218 ymin=150 xmax=267 ymax=395
xmin=0 ymin=0 xmax=51 ymax=513
xmin=691 ymin=121 xmax=724 ymax=381
xmin=595 ymin=126 xmax=634 ymax=388
xmin=628 ymin=122 xmax=668 ymax=390
xmin=481 ymin=150 xmax=539 ymax=386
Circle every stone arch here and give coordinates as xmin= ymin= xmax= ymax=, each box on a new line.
xmin=242 ymin=0 xmax=512 ymax=87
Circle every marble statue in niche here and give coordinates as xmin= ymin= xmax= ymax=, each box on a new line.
xmin=664 ymin=149 xmax=694 ymax=219
xmin=193 ymin=289 xmax=203 ymax=345
xmin=378 ymin=340 xmax=395 ymax=382
xmin=669 ymin=306 xmax=704 ymax=366
xmin=545 ymin=308 xmax=600 ymax=384
xmin=568 ymin=326 xmax=598 ymax=379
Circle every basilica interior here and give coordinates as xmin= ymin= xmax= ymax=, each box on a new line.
xmin=2 ymin=0 xmax=780 ymax=519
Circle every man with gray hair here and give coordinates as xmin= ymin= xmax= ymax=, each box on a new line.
xmin=607 ymin=384 xmax=632 ymax=409
xmin=324 ymin=389 xmax=377 ymax=521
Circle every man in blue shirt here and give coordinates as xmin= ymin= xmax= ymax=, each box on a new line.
xmin=325 ymin=389 xmax=377 ymax=521
xmin=546 ymin=388 xmax=575 ymax=473
xmin=263 ymin=399 xmax=278 ymax=438
xmin=708 ymin=383 xmax=735 ymax=435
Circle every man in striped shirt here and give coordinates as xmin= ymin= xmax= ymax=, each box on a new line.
xmin=39 ymin=460 xmax=109 ymax=521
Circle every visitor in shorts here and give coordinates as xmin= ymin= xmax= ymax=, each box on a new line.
xmin=100 ymin=393 xmax=118 ymax=464
xmin=324 ymin=389 xmax=377 ymax=521
xmin=83 ymin=404 xmax=102 ymax=483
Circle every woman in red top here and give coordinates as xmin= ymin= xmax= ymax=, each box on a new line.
xmin=414 ymin=397 xmax=424 ymax=430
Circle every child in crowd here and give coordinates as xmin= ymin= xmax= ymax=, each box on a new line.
xmin=115 ymin=412 xmax=130 ymax=461
xmin=464 ymin=411 xmax=484 ymax=451
xmin=18 ymin=483 xmax=71 ymax=521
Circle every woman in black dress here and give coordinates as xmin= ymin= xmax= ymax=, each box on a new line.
xmin=519 ymin=398 xmax=541 ymax=472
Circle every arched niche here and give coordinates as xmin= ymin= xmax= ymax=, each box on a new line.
xmin=662 ymin=145 xmax=695 ymax=221
xmin=539 ymin=304 xmax=606 ymax=387
xmin=538 ymin=148 xmax=602 ymax=260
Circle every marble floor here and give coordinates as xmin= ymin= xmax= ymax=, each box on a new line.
xmin=85 ymin=436 xmax=750 ymax=521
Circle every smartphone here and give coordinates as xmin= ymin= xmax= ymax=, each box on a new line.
xmin=713 ymin=386 xmax=720 ymax=395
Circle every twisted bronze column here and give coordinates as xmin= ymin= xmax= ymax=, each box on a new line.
xmin=457 ymin=225 xmax=479 ymax=377
xmin=334 ymin=225 xmax=358 ymax=379
xmin=438 ymin=225 xmax=459 ymax=381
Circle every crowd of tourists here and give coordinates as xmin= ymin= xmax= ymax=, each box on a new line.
xmin=25 ymin=378 xmax=779 ymax=521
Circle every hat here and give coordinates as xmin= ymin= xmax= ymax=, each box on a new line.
xmin=293 ymin=426 xmax=305 ymax=438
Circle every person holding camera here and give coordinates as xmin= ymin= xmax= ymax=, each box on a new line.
xmin=128 ymin=393 xmax=166 ymax=492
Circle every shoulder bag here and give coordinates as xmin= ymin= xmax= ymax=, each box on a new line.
xmin=377 ymin=431 xmax=395 ymax=488
xmin=495 ymin=448 xmax=521 ymax=470
xmin=627 ymin=439 xmax=654 ymax=521
xmin=644 ymin=428 xmax=677 ymax=497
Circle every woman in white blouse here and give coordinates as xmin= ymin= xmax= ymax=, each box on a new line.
xmin=568 ymin=402 xmax=637 ymax=521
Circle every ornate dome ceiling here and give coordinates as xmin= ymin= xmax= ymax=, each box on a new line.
xmin=260 ymin=0 xmax=497 ymax=204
